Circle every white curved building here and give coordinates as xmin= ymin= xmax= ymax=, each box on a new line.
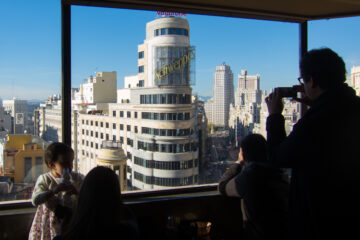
xmin=77 ymin=17 xmax=199 ymax=190
xmin=127 ymin=17 xmax=198 ymax=190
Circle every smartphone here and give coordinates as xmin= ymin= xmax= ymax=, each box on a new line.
xmin=277 ymin=87 xmax=297 ymax=98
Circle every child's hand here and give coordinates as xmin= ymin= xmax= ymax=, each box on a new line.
xmin=53 ymin=183 xmax=77 ymax=194
xmin=65 ymin=184 xmax=78 ymax=195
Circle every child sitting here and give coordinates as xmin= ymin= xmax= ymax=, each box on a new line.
xmin=28 ymin=142 xmax=83 ymax=240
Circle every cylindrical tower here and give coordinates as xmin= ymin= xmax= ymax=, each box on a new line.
xmin=96 ymin=141 xmax=127 ymax=191
xmin=131 ymin=17 xmax=198 ymax=190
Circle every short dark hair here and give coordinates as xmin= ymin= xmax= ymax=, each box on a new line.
xmin=45 ymin=142 xmax=74 ymax=166
xmin=240 ymin=134 xmax=267 ymax=163
xmin=300 ymin=48 xmax=346 ymax=89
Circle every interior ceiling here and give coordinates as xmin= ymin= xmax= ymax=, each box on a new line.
xmin=65 ymin=0 xmax=360 ymax=22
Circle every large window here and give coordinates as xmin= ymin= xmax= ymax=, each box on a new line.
xmin=0 ymin=0 xmax=60 ymax=202
xmin=69 ymin=7 xmax=301 ymax=192
xmin=3 ymin=1 xmax=359 ymax=203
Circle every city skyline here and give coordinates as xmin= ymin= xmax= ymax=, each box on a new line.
xmin=1 ymin=1 xmax=360 ymax=100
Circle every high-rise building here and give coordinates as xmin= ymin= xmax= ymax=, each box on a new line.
xmin=2 ymin=99 xmax=28 ymax=134
xmin=205 ymin=64 xmax=234 ymax=127
xmin=76 ymin=17 xmax=199 ymax=190
xmin=35 ymin=18 xmax=199 ymax=190
xmin=235 ymin=70 xmax=262 ymax=106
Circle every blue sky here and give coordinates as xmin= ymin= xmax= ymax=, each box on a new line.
xmin=1 ymin=0 xmax=360 ymax=100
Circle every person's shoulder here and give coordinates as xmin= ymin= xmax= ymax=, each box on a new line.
xmin=36 ymin=172 xmax=52 ymax=184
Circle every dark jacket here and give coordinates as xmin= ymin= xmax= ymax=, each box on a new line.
xmin=219 ymin=162 xmax=289 ymax=240
xmin=266 ymin=84 xmax=360 ymax=240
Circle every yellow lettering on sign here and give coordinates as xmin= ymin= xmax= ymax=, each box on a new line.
xmin=155 ymin=50 xmax=195 ymax=82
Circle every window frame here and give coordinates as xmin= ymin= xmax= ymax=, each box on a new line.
xmin=0 ymin=0 xmax=311 ymax=208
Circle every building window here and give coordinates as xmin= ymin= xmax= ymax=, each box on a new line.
xmin=95 ymin=132 xmax=98 ymax=138
xmin=139 ymin=66 xmax=144 ymax=73
xmin=168 ymin=28 xmax=176 ymax=35
xmin=91 ymin=121 xmax=93 ymax=126
xmin=95 ymin=121 xmax=98 ymax=127
xmin=101 ymin=133 xmax=104 ymax=139
xmin=161 ymin=28 xmax=166 ymax=35
xmin=127 ymin=111 xmax=131 ymax=118
xmin=139 ymin=80 xmax=144 ymax=87
xmin=35 ymin=157 xmax=43 ymax=179
xmin=134 ymin=126 xmax=138 ymax=133
xmin=113 ymin=123 xmax=116 ymax=129
xmin=82 ymin=129 xmax=84 ymax=134
xmin=106 ymin=134 xmax=109 ymax=140
xmin=127 ymin=125 xmax=131 ymax=131
xmin=106 ymin=123 xmax=109 ymax=128
xmin=154 ymin=29 xmax=159 ymax=36
xmin=138 ymin=51 xmax=144 ymax=59
xmin=24 ymin=157 xmax=32 ymax=182
xmin=113 ymin=111 xmax=116 ymax=117
xmin=86 ymin=120 xmax=88 ymax=125
xmin=101 ymin=122 xmax=104 ymax=127
xmin=161 ymin=94 xmax=166 ymax=104
xmin=90 ymin=131 xmax=93 ymax=137
xmin=134 ymin=112 xmax=138 ymax=118
xmin=120 ymin=137 xmax=124 ymax=144
xmin=86 ymin=130 xmax=89 ymax=136
xmin=120 ymin=111 xmax=124 ymax=117
xmin=113 ymin=135 xmax=116 ymax=141
xmin=96 ymin=143 xmax=98 ymax=149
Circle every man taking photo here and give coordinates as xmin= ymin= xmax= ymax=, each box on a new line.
xmin=265 ymin=48 xmax=360 ymax=239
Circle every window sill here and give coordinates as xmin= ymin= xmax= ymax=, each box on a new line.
xmin=0 ymin=184 xmax=219 ymax=215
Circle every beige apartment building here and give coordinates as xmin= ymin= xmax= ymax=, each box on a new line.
xmin=78 ymin=17 xmax=199 ymax=190
xmin=35 ymin=17 xmax=200 ymax=190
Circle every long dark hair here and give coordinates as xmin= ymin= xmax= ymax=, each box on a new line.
xmin=62 ymin=166 xmax=126 ymax=240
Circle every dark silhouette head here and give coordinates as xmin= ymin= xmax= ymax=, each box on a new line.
xmin=240 ymin=134 xmax=267 ymax=163
xmin=300 ymin=48 xmax=346 ymax=89
xmin=62 ymin=166 xmax=127 ymax=240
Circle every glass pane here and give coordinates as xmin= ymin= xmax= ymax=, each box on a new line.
xmin=1 ymin=0 xmax=60 ymax=202
xmin=66 ymin=7 xmax=302 ymax=191
xmin=309 ymin=17 xmax=360 ymax=97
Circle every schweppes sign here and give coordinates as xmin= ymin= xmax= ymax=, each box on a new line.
xmin=155 ymin=50 xmax=195 ymax=82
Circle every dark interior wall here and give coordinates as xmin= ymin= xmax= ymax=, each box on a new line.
xmin=0 ymin=194 xmax=243 ymax=240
